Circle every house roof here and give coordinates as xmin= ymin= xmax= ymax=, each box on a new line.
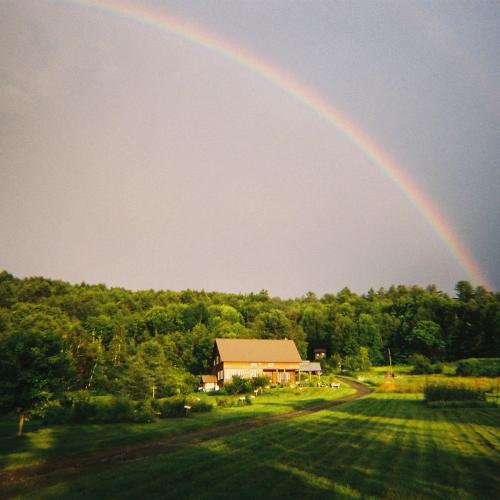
xmin=215 ymin=338 xmax=301 ymax=363
xmin=201 ymin=374 xmax=217 ymax=383
xmin=300 ymin=361 xmax=322 ymax=372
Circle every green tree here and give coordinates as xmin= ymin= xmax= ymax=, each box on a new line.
xmin=253 ymin=309 xmax=292 ymax=339
xmin=0 ymin=329 xmax=75 ymax=436
xmin=407 ymin=320 xmax=444 ymax=360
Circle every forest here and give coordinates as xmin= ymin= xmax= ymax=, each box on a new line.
xmin=0 ymin=270 xmax=499 ymax=417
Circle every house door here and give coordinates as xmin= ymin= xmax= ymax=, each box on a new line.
xmin=264 ymin=370 xmax=277 ymax=384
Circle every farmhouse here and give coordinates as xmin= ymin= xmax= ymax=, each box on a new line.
xmin=211 ymin=338 xmax=302 ymax=386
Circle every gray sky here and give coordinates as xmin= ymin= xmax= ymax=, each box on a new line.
xmin=1 ymin=0 xmax=499 ymax=296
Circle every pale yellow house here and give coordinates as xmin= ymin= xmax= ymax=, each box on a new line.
xmin=211 ymin=338 xmax=302 ymax=386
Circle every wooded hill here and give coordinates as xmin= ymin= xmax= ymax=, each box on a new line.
xmin=0 ymin=270 xmax=498 ymax=408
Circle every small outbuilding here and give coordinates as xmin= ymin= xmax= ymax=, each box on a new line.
xmin=313 ymin=348 xmax=327 ymax=360
xmin=200 ymin=374 xmax=218 ymax=392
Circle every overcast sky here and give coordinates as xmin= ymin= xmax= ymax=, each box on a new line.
xmin=1 ymin=0 xmax=499 ymax=296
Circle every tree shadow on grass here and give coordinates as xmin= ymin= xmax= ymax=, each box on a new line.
xmin=2 ymin=395 xmax=499 ymax=499
xmin=24 ymin=399 xmax=499 ymax=500
xmin=334 ymin=395 xmax=500 ymax=427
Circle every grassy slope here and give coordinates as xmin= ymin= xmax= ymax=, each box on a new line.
xmin=31 ymin=393 xmax=500 ymax=500
xmin=0 ymin=385 xmax=353 ymax=472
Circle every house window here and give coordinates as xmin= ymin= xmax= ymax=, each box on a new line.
xmin=267 ymin=362 xmax=274 ymax=367
xmin=278 ymin=372 xmax=290 ymax=383
xmin=250 ymin=362 xmax=257 ymax=367
xmin=225 ymin=369 xmax=245 ymax=379
xmin=249 ymin=369 xmax=258 ymax=378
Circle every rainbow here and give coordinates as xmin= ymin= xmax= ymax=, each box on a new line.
xmin=66 ymin=0 xmax=492 ymax=289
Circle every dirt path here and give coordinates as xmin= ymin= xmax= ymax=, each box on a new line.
xmin=1 ymin=377 xmax=371 ymax=495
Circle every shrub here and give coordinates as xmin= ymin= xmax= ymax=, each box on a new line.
xmin=424 ymin=383 xmax=486 ymax=403
xmin=191 ymin=400 xmax=213 ymax=412
xmin=433 ymin=362 xmax=444 ymax=374
xmin=409 ymin=354 xmax=433 ymax=374
xmin=215 ymin=396 xmax=238 ymax=408
xmin=33 ymin=400 xmax=71 ymax=424
xmin=224 ymin=375 xmax=251 ymax=395
xmin=154 ymin=395 xmax=213 ymax=418
xmin=133 ymin=400 xmax=155 ymax=423
xmin=185 ymin=396 xmax=213 ymax=413
xmin=241 ymin=395 xmax=252 ymax=405
xmin=69 ymin=391 xmax=96 ymax=422
xmin=455 ymin=358 xmax=500 ymax=377
xmin=155 ymin=396 xmax=186 ymax=418
xmin=409 ymin=355 xmax=444 ymax=375
xmin=37 ymin=393 xmax=156 ymax=424
xmin=250 ymin=376 xmax=269 ymax=390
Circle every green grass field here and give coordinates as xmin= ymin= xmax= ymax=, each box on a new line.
xmin=2 ymin=375 xmax=499 ymax=499
xmin=14 ymin=393 xmax=499 ymax=500
xmin=0 ymin=384 xmax=354 ymax=472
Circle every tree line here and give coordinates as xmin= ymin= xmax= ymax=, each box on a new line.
xmin=0 ymin=270 xmax=498 ymax=420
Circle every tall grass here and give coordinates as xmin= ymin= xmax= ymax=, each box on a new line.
xmin=378 ymin=376 xmax=499 ymax=394
xmin=424 ymin=383 xmax=486 ymax=402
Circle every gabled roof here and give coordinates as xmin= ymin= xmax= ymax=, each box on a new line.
xmin=215 ymin=338 xmax=301 ymax=363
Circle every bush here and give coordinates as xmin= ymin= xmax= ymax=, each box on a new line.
xmin=191 ymin=400 xmax=213 ymax=412
xmin=455 ymin=358 xmax=500 ymax=377
xmin=250 ymin=376 xmax=269 ymax=390
xmin=133 ymin=400 xmax=155 ymax=423
xmin=424 ymin=383 xmax=486 ymax=403
xmin=433 ymin=362 xmax=444 ymax=374
xmin=154 ymin=396 xmax=186 ymax=418
xmin=215 ymin=396 xmax=238 ymax=408
xmin=93 ymin=396 xmax=136 ymax=423
xmin=33 ymin=400 xmax=72 ymax=424
xmin=28 ymin=393 xmax=152 ymax=424
xmin=70 ymin=391 xmax=96 ymax=422
xmin=224 ymin=375 xmax=251 ymax=395
xmin=242 ymin=394 xmax=253 ymax=405
xmin=185 ymin=396 xmax=213 ymax=413
xmin=409 ymin=354 xmax=444 ymax=375
xmin=409 ymin=354 xmax=433 ymax=374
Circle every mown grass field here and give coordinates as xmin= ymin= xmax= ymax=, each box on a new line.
xmin=0 ymin=384 xmax=354 ymax=473
xmin=4 ymin=391 xmax=499 ymax=499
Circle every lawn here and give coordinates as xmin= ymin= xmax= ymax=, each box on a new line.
xmin=0 ymin=383 xmax=354 ymax=473
xmin=26 ymin=393 xmax=500 ymax=500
